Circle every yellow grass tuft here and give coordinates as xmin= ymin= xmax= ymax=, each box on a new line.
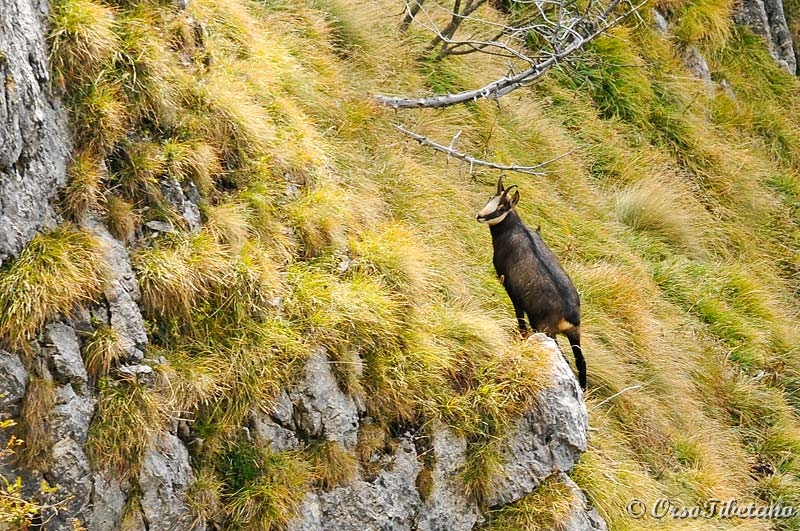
xmin=133 ymin=233 xmax=229 ymax=319
xmin=104 ymin=195 xmax=139 ymax=243
xmin=205 ymin=202 xmax=251 ymax=252
xmin=82 ymin=325 xmax=126 ymax=382
xmin=674 ymin=0 xmax=734 ymax=50
xmin=16 ymin=377 xmax=57 ymax=468
xmin=70 ymin=81 xmax=128 ymax=154
xmin=481 ymin=474 xmax=576 ymax=530
xmin=49 ymin=0 xmax=118 ymax=90
xmin=86 ymin=376 xmax=171 ymax=481
xmin=0 ymin=226 xmax=106 ymax=350
xmin=287 ymin=184 xmax=353 ymax=258
xmin=305 ymin=440 xmax=358 ymax=489
xmin=63 ymin=149 xmax=105 ymax=221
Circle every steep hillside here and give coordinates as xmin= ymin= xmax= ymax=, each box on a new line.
xmin=1 ymin=0 xmax=800 ymax=529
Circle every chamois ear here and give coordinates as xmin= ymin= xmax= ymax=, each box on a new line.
xmin=510 ymin=189 xmax=520 ymax=208
xmin=496 ymin=175 xmax=505 ymax=195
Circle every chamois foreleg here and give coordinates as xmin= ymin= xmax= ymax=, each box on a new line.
xmin=509 ymin=296 xmax=528 ymax=337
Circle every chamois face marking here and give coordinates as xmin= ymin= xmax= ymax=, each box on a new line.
xmin=476 ymin=177 xmax=519 ymax=225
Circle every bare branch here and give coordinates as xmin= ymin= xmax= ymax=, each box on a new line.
xmin=375 ymin=0 xmax=646 ymax=109
xmin=395 ymin=124 xmax=577 ymax=175
xmin=400 ymin=0 xmax=426 ymax=32
xmin=377 ymin=0 xmax=645 ymax=109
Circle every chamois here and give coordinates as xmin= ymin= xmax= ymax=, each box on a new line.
xmin=476 ymin=176 xmax=586 ymax=390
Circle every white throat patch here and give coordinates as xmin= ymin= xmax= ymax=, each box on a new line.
xmin=485 ymin=210 xmax=510 ymax=226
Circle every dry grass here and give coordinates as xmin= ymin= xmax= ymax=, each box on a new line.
xmin=614 ymin=177 xmax=707 ymax=253
xmin=82 ymin=325 xmax=126 ymax=382
xmin=16 ymin=377 xmax=57 ymax=468
xmin=104 ymin=195 xmax=138 ymax=242
xmin=305 ymin=440 xmax=358 ymax=489
xmin=0 ymin=226 xmax=105 ymax=350
xmin=49 ymin=0 xmax=118 ymax=90
xmin=132 ymin=233 xmax=230 ymax=319
xmin=86 ymin=375 xmax=171 ymax=481
xmin=63 ymin=149 xmax=106 ymax=221
xmin=480 ymin=474 xmax=576 ymax=530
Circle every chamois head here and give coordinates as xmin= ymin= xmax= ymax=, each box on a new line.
xmin=476 ymin=175 xmax=520 ymax=225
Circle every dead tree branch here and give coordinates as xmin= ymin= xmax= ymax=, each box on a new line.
xmin=378 ymin=0 xmax=644 ymax=109
xmin=395 ymin=124 xmax=576 ymax=175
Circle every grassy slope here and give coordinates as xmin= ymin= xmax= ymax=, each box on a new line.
xmin=2 ymin=0 xmax=799 ymax=528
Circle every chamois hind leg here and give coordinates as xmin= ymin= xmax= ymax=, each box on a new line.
xmin=564 ymin=326 xmax=587 ymax=391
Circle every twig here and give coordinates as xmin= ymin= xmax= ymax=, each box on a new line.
xmin=589 ymin=384 xmax=642 ymax=411
xmin=396 ymin=124 xmax=576 ymax=175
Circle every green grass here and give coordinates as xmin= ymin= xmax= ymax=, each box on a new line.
xmin=49 ymin=0 xmax=118 ymax=90
xmin=215 ymin=441 xmax=312 ymax=530
xmin=479 ymin=474 xmax=576 ymax=530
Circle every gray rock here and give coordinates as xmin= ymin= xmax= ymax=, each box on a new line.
xmin=161 ymin=178 xmax=201 ymax=232
xmin=487 ymin=334 xmax=588 ymax=507
xmin=289 ymin=438 xmax=422 ymax=531
xmin=49 ymin=383 xmax=95 ymax=444
xmin=145 ymin=220 xmax=177 ymax=233
xmin=271 ymin=389 xmax=296 ymax=427
xmin=559 ymin=474 xmax=608 ymax=531
xmin=45 ymin=323 xmax=88 ymax=387
xmin=287 ymin=494 xmax=324 ymax=531
xmin=0 ymin=0 xmax=70 ymax=268
xmin=0 ymin=349 xmax=27 ymax=417
xmin=683 ymin=46 xmax=713 ymax=90
xmin=651 ymin=8 xmax=668 ymax=34
xmin=118 ymin=363 xmax=156 ymax=386
xmin=252 ymin=414 xmax=302 ymax=452
xmin=47 ymin=438 xmax=93 ymax=527
xmin=734 ymin=0 xmax=796 ymax=74
xmin=84 ymin=219 xmax=147 ymax=362
xmin=97 ymin=228 xmax=150 ymax=361
xmin=139 ymin=434 xmax=203 ymax=531
xmin=417 ymin=428 xmax=482 ymax=531
xmin=290 ymin=349 xmax=359 ymax=450
xmin=88 ymin=474 xmax=127 ymax=531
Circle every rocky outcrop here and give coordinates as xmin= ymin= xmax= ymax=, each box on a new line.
xmin=0 ymin=0 xmax=70 ymax=268
xmin=734 ymin=0 xmax=796 ymax=73
xmin=488 ymin=334 xmax=588 ymax=507
xmin=286 ymin=334 xmax=602 ymax=531
xmin=85 ymin=218 xmax=148 ymax=362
